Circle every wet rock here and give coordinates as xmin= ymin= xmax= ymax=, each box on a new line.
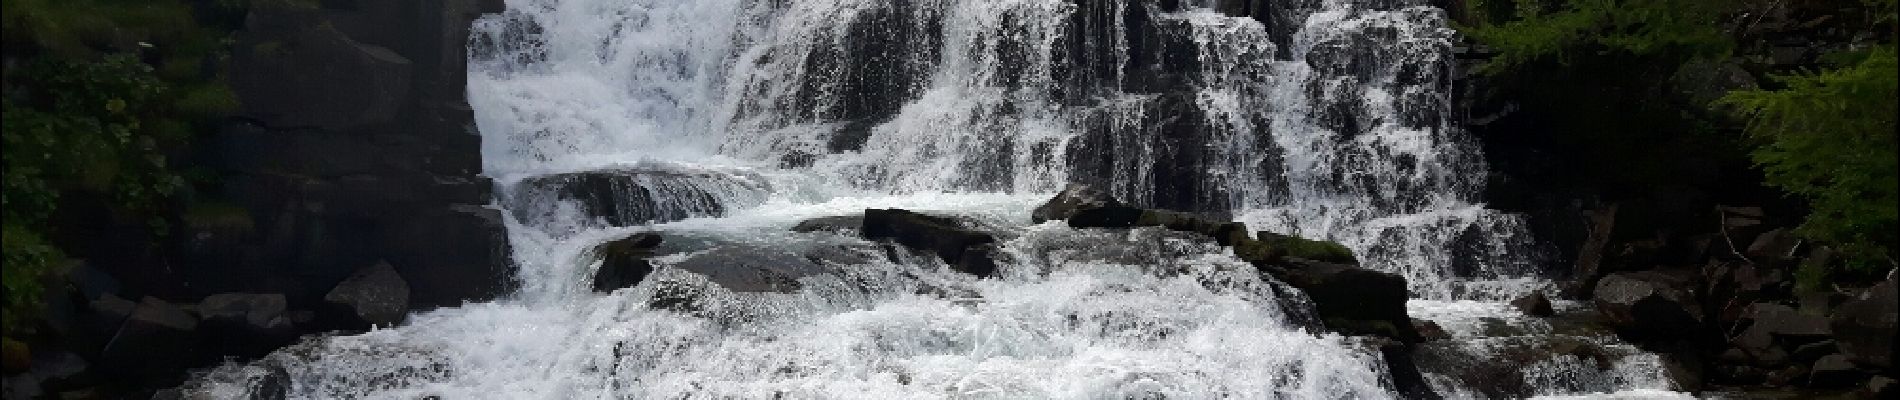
xmin=1255 ymin=231 xmax=1357 ymax=264
xmin=668 ymin=245 xmax=828 ymax=293
xmin=323 ymin=261 xmax=410 ymax=327
xmin=790 ymin=215 xmax=864 ymax=234
xmin=507 ymin=167 xmax=771 ymax=227
xmin=1413 ymin=318 xmax=1450 ymax=342
xmin=1592 ymin=269 xmax=1703 ymax=341
xmin=1829 ymin=272 xmax=1895 ymax=370
xmin=1807 ymin=354 xmax=1863 ymax=388
xmin=1031 ymin=184 xmax=1122 ymax=224
xmin=591 ymin=233 xmax=662 ymax=292
xmin=1259 ymin=258 xmax=1419 ymax=343
xmin=1511 ymin=291 xmax=1555 ymax=317
xmin=1375 ymin=341 xmax=1442 ymax=400
xmin=1065 ymin=205 xmax=1146 ymax=229
xmin=861 ymin=209 xmax=998 ymax=277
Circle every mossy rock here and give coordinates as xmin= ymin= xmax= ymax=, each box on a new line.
xmin=1257 ymin=231 xmax=1356 ymax=264
xmin=182 ymin=202 xmax=256 ymax=232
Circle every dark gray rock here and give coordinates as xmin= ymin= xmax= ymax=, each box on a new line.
xmin=379 ymin=204 xmax=514 ymax=309
xmin=1866 ymin=375 xmax=1897 ymax=399
xmin=324 ymin=262 xmax=411 ymax=327
xmin=1807 ymin=354 xmax=1863 ymax=388
xmin=198 ymin=293 xmax=296 ymax=358
xmin=1512 ymin=291 xmax=1555 ymax=317
xmin=791 ymin=215 xmax=864 ymax=234
xmin=861 ymin=209 xmax=998 ymax=277
xmin=1791 ymin=340 xmax=1840 ymax=364
xmin=198 ymin=293 xmax=290 ymax=334
xmin=1731 ymin=303 xmax=1831 ymax=358
xmin=231 ymin=2 xmax=413 ymax=131
xmin=1744 ymin=228 xmax=1801 ymax=261
xmin=97 ymin=297 xmax=201 ymax=382
xmin=1259 ymin=258 xmax=1420 ymax=343
xmin=1592 ymin=269 xmax=1703 ymax=341
xmin=1065 ymin=206 xmax=1147 ymax=229
xmin=591 ymin=233 xmax=662 ymax=292
xmin=1031 ymin=184 xmax=1122 ymax=224
xmin=1830 ymin=273 xmax=1896 ymax=370
xmin=506 ymin=167 xmax=771 ymax=228
xmin=667 ymin=245 xmax=829 ymax=293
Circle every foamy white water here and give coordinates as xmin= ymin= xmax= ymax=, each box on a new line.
xmin=179 ymin=0 xmax=1685 ymax=398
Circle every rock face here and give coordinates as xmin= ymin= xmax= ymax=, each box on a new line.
xmin=1830 ymin=273 xmax=1896 ymax=370
xmin=174 ymin=0 xmax=513 ymax=311
xmin=323 ymin=262 xmax=412 ymax=328
xmin=861 ymin=209 xmax=1000 ymax=277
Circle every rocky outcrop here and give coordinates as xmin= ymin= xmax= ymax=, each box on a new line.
xmin=152 ymin=0 xmax=514 ymax=317
xmin=1592 ymin=269 xmax=1704 ymax=342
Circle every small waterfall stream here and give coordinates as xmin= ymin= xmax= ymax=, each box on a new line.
xmin=180 ymin=1 xmax=1691 ymax=398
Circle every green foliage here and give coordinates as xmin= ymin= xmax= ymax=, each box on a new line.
xmin=1 ymin=225 xmax=60 ymax=334
xmin=1462 ymin=0 xmax=1738 ymax=74
xmin=2 ymin=0 xmax=242 ymax=332
xmin=1720 ymin=46 xmax=1900 ymax=273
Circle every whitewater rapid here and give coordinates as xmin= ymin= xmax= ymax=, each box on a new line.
xmin=177 ymin=0 xmax=1690 ymax=398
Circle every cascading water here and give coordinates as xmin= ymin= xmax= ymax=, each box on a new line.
xmin=180 ymin=0 xmax=1691 ymax=398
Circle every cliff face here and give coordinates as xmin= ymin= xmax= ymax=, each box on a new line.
xmin=184 ymin=0 xmax=511 ymax=311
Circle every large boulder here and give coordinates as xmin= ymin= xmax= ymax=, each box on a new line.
xmin=1592 ymin=269 xmax=1704 ymax=342
xmin=323 ymin=262 xmax=411 ymax=328
xmin=1830 ymin=272 xmax=1896 ymax=370
xmin=591 ymin=233 xmax=662 ymax=292
xmin=1259 ymin=258 xmax=1420 ymax=343
xmin=1031 ymin=184 xmax=1122 ymax=223
xmin=94 ymin=296 xmax=201 ymax=383
xmin=861 ymin=209 xmax=999 ymax=277
xmin=197 ymin=293 xmax=295 ymax=358
xmin=1729 ymin=303 xmax=1831 ymax=364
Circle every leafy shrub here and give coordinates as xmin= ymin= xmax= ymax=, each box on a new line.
xmin=1720 ymin=46 xmax=1899 ymax=283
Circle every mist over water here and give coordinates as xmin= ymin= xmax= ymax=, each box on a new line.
xmin=180 ymin=0 xmax=1685 ymax=398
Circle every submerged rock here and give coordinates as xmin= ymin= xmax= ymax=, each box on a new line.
xmin=506 ymin=167 xmax=771 ymax=227
xmin=591 ymin=233 xmax=663 ymax=293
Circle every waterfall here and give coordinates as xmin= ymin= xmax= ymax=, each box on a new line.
xmin=177 ymin=1 xmax=1686 ymax=398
